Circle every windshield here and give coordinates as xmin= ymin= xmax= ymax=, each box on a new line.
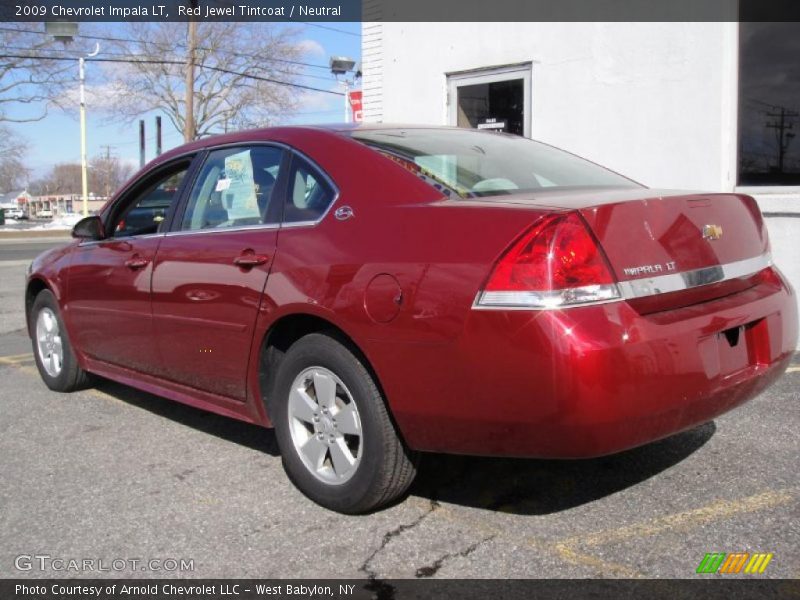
xmin=351 ymin=128 xmax=641 ymax=198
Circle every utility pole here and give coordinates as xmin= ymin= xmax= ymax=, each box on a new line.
xmin=139 ymin=120 xmax=146 ymax=168
xmin=155 ymin=116 xmax=163 ymax=156
xmin=184 ymin=0 xmax=198 ymax=143
xmin=79 ymin=43 xmax=100 ymax=217
xmin=99 ymin=145 xmax=114 ymax=200
xmin=766 ymin=107 xmax=799 ymax=173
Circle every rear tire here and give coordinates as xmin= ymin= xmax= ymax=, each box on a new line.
xmin=272 ymin=333 xmax=417 ymax=514
xmin=30 ymin=289 xmax=93 ymax=392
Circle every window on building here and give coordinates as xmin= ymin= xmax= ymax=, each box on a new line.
xmin=739 ymin=23 xmax=800 ymax=186
xmin=456 ymin=79 xmax=525 ymax=136
xmin=447 ymin=64 xmax=532 ymax=138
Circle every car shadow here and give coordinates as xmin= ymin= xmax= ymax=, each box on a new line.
xmin=408 ymin=422 xmax=716 ymax=515
xmin=91 ymin=377 xmax=714 ymax=515
xmin=93 ymin=378 xmax=280 ymax=457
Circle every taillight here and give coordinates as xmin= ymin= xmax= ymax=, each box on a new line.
xmin=475 ymin=212 xmax=621 ymax=309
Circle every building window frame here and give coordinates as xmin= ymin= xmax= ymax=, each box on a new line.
xmin=446 ymin=62 xmax=533 ymax=138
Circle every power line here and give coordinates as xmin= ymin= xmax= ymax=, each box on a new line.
xmin=1 ymin=44 xmax=337 ymax=82
xmin=301 ymin=22 xmax=360 ymax=37
xmin=745 ymin=97 xmax=800 ymax=115
xmin=0 ymin=25 xmax=333 ymax=70
xmin=766 ymin=107 xmax=799 ymax=173
xmin=0 ymin=52 xmax=343 ymax=95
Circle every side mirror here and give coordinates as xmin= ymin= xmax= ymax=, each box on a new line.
xmin=71 ymin=216 xmax=105 ymax=241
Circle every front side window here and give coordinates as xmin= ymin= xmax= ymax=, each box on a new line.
xmin=284 ymin=156 xmax=335 ymax=223
xmin=111 ymin=166 xmax=188 ymax=238
xmin=181 ymin=146 xmax=284 ymax=231
xmin=352 ymin=128 xmax=640 ymax=199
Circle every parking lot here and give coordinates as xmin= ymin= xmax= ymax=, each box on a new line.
xmin=0 ymin=243 xmax=798 ymax=580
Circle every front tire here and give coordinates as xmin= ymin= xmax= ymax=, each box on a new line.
xmin=272 ymin=333 xmax=417 ymax=514
xmin=30 ymin=289 xmax=93 ymax=392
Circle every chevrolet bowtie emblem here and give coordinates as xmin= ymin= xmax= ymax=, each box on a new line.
xmin=703 ymin=224 xmax=723 ymax=241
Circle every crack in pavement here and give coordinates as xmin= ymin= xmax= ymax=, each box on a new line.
xmin=359 ymin=499 xmax=440 ymax=599
xmin=414 ymin=535 xmax=496 ymax=578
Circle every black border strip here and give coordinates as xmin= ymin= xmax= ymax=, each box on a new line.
xmin=3 ymin=579 xmax=799 ymax=600
xmin=2 ymin=0 xmax=800 ymax=23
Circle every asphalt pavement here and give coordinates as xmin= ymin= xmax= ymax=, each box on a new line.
xmin=0 ymin=236 xmax=70 ymax=262
xmin=0 ymin=258 xmax=798 ymax=581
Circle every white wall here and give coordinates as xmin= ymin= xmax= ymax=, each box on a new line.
xmin=754 ymin=196 xmax=800 ymax=338
xmin=364 ymin=22 xmax=738 ymax=192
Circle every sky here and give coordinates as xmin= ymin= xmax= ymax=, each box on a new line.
xmin=8 ymin=21 xmax=361 ymax=181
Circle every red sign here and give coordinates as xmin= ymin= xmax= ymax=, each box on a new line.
xmin=349 ymin=90 xmax=363 ymax=123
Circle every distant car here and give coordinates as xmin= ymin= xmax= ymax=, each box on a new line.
xmin=25 ymin=125 xmax=798 ymax=513
xmin=5 ymin=207 xmax=27 ymax=220
xmin=36 ymin=209 xmax=53 ymax=218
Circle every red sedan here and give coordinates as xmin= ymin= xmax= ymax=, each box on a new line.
xmin=26 ymin=125 xmax=797 ymax=513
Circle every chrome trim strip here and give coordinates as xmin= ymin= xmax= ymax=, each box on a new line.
xmin=473 ymin=254 xmax=772 ymax=311
xmin=617 ymin=254 xmax=771 ymax=300
xmin=474 ymin=285 xmax=621 ymax=310
xmin=472 ymin=294 xmax=623 ymax=311
xmin=164 ymin=223 xmax=280 ymax=237
xmin=77 ymin=232 xmax=166 ymax=247
xmin=280 ymin=219 xmax=322 ymax=229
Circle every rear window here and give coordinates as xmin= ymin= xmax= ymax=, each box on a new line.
xmin=351 ymin=128 xmax=641 ymax=198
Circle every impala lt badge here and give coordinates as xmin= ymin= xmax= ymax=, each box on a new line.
xmin=703 ymin=224 xmax=723 ymax=240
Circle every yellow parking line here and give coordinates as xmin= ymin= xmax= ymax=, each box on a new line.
xmin=408 ymin=484 xmax=794 ymax=578
xmin=553 ymin=543 xmax=646 ymax=578
xmin=0 ymin=353 xmax=34 ymax=364
xmin=556 ymin=489 xmax=794 ymax=550
xmin=410 ymin=496 xmax=649 ymax=577
xmin=0 ymin=362 xmax=37 ymax=375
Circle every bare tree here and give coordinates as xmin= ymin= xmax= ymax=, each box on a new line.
xmin=29 ymin=163 xmax=82 ymax=196
xmin=89 ymin=154 xmax=135 ymax=198
xmin=0 ymin=24 xmax=74 ymax=123
xmin=100 ymin=22 xmax=308 ymax=141
xmin=0 ymin=125 xmax=31 ymax=192
xmin=29 ymin=155 xmax=136 ymax=197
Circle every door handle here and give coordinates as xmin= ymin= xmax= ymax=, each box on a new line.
xmin=124 ymin=257 xmax=150 ymax=270
xmin=233 ymin=254 xmax=270 ymax=268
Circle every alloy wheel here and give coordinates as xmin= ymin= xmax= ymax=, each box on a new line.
xmin=287 ymin=366 xmax=363 ymax=485
xmin=36 ymin=307 xmax=63 ymax=378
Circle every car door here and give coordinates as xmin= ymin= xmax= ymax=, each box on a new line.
xmin=66 ymin=159 xmax=194 ymax=373
xmin=149 ymin=145 xmax=287 ymax=401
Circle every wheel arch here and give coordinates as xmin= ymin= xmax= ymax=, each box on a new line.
xmin=25 ymin=277 xmax=53 ymax=337
xmin=256 ymin=312 xmax=394 ymax=430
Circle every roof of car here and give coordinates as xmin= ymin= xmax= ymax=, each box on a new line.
xmin=149 ymin=123 xmax=468 ymax=170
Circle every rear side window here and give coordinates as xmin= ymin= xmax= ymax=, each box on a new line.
xmin=181 ymin=146 xmax=284 ymax=231
xmin=284 ymin=156 xmax=335 ymax=224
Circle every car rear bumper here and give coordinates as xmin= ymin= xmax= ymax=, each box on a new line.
xmin=384 ymin=268 xmax=798 ymax=458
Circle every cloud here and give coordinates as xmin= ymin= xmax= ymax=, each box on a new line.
xmin=297 ymin=39 xmax=326 ymax=59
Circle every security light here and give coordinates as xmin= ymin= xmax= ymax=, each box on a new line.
xmin=329 ymin=56 xmax=356 ymax=76
xmin=45 ymin=22 xmax=78 ymax=44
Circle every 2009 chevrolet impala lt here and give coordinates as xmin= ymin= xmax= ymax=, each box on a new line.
xmin=26 ymin=125 xmax=797 ymax=513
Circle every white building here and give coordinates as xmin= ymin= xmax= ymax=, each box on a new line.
xmin=361 ymin=22 xmax=800 ymax=345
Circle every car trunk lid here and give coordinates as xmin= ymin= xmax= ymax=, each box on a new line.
xmin=580 ymin=192 xmax=770 ymax=312
xmin=468 ymin=188 xmax=770 ymax=313
xmin=574 ymin=191 xmax=768 ymax=278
